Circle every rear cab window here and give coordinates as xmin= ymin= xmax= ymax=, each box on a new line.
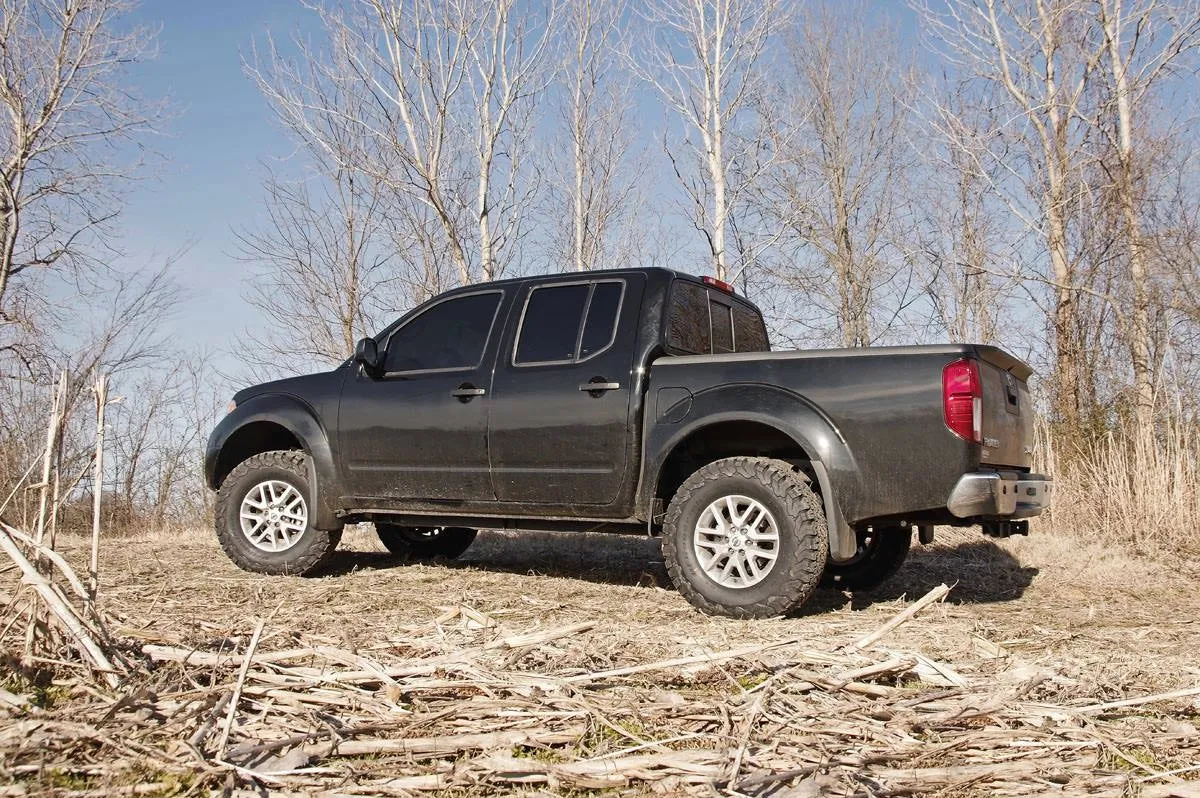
xmin=666 ymin=279 xmax=770 ymax=355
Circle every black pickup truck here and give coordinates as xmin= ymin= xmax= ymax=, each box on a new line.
xmin=205 ymin=268 xmax=1050 ymax=617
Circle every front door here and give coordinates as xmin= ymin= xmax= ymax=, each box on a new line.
xmin=487 ymin=276 xmax=641 ymax=505
xmin=337 ymin=289 xmax=507 ymax=503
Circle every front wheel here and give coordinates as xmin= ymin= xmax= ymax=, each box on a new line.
xmin=215 ymin=450 xmax=341 ymax=576
xmin=662 ymin=457 xmax=828 ymax=618
xmin=821 ymin=526 xmax=912 ymax=591
xmin=375 ymin=524 xmax=477 ymax=560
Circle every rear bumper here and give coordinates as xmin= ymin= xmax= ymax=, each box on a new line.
xmin=947 ymin=471 xmax=1051 ymax=519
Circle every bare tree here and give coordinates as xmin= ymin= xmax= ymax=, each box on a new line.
xmin=236 ymin=169 xmax=398 ymax=373
xmin=0 ymin=261 xmax=182 ymax=531
xmin=0 ymin=0 xmax=162 ymax=315
xmin=633 ymin=0 xmax=786 ymax=281
xmin=1093 ymin=0 xmax=1200 ymax=434
xmin=916 ymin=0 xmax=1103 ymax=431
xmin=913 ymin=85 xmax=1017 ymax=345
xmin=549 ymin=0 xmax=637 ymax=272
xmin=760 ymin=6 xmax=919 ymax=348
xmin=105 ymin=353 xmax=217 ymax=530
xmin=249 ymin=0 xmax=555 ymax=287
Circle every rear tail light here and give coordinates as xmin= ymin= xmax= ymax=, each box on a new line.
xmin=702 ymin=276 xmax=735 ymax=294
xmin=943 ymin=359 xmax=982 ymax=443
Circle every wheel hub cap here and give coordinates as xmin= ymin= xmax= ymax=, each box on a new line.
xmin=239 ymin=479 xmax=308 ymax=553
xmin=693 ymin=495 xmax=780 ymax=589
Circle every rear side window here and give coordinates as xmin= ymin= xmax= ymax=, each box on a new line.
xmin=580 ymin=282 xmax=622 ymax=357
xmin=515 ymin=284 xmax=590 ymax=363
xmin=515 ymin=280 xmax=625 ymax=365
xmin=384 ymin=291 xmax=501 ymax=373
xmin=667 ymin=280 xmax=770 ymax=354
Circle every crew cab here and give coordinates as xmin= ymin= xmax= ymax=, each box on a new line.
xmin=205 ymin=268 xmax=1051 ymax=617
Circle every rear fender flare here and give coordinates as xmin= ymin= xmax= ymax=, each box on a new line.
xmin=642 ymin=383 xmax=860 ymax=561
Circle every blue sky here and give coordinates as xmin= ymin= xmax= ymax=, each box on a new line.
xmin=119 ymin=1 xmax=321 ymax=360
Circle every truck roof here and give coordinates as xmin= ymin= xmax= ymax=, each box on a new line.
xmin=440 ymin=266 xmax=684 ymax=291
xmin=437 ymin=267 xmax=760 ymax=309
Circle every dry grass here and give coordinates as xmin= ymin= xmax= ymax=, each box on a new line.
xmin=3 ymin=523 xmax=1200 ymax=797
xmin=1040 ymin=418 xmax=1200 ymax=557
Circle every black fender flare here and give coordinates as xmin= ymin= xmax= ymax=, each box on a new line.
xmin=204 ymin=393 xmax=342 ymax=530
xmin=640 ymin=383 xmax=861 ymax=561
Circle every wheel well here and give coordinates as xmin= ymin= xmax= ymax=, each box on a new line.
xmin=655 ymin=421 xmax=815 ymax=506
xmin=213 ymin=421 xmax=303 ymax=488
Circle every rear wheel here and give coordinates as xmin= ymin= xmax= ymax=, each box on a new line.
xmin=375 ymin=524 xmax=477 ymax=560
xmin=821 ymin=526 xmax=912 ymax=591
xmin=662 ymin=457 xmax=827 ymax=618
xmin=215 ymin=450 xmax=341 ymax=576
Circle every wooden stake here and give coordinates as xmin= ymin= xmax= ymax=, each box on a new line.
xmin=0 ymin=525 xmax=120 ymax=687
xmin=33 ymin=372 xmax=66 ymax=547
xmin=89 ymin=374 xmax=108 ymax=606
xmin=28 ymin=371 xmax=66 ymax=656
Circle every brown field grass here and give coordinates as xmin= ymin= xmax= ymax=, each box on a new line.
xmin=3 ymin=522 xmax=1200 ymax=797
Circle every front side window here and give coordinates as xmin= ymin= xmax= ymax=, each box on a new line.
xmin=515 ymin=280 xmax=625 ymax=365
xmin=384 ymin=292 xmax=501 ymax=373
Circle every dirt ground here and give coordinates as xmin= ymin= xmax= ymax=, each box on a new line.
xmin=4 ymin=524 xmax=1200 ymax=796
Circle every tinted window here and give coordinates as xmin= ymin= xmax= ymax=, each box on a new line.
xmin=516 ymin=284 xmax=589 ymax=363
xmin=711 ymin=301 xmax=734 ymax=353
xmin=384 ymin=292 xmax=500 ymax=372
xmin=579 ymin=282 xmax=623 ymax=358
xmin=733 ymin=305 xmax=770 ymax=352
xmin=667 ymin=281 xmax=711 ymax=355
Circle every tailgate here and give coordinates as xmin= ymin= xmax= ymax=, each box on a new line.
xmin=976 ymin=347 xmax=1034 ymax=469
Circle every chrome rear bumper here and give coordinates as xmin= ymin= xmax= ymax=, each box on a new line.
xmin=947 ymin=471 xmax=1051 ymax=519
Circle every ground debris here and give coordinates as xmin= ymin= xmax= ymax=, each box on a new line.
xmin=2 ymin=527 xmax=1199 ymax=796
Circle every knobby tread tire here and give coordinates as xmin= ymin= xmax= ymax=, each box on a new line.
xmin=662 ymin=456 xmax=828 ymax=619
xmin=214 ymin=449 xmax=341 ymax=576
xmin=375 ymin=524 xmax=477 ymax=560
xmin=821 ymin=526 xmax=912 ymax=591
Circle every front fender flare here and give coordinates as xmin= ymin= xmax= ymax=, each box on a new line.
xmin=205 ymin=394 xmax=342 ymax=530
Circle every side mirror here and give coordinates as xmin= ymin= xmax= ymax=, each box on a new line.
xmin=353 ymin=337 xmax=381 ymax=375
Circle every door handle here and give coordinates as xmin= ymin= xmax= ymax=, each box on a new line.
xmin=579 ymin=380 xmax=620 ymax=393
xmin=451 ymin=385 xmax=486 ymax=399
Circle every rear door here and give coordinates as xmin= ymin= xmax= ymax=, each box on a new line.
xmin=487 ymin=275 xmax=643 ymax=505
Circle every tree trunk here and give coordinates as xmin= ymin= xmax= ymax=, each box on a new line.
xmin=1048 ymin=211 xmax=1080 ymax=431
xmin=708 ymin=50 xmax=729 ymax=282
xmin=0 ymin=196 xmax=17 ymax=311
xmin=1102 ymin=0 xmax=1155 ymax=436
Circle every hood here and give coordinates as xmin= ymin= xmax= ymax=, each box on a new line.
xmin=232 ymin=367 xmax=346 ymax=404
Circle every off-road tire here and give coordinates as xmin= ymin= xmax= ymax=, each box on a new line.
xmin=821 ymin=526 xmax=912 ymax=591
xmin=375 ymin=524 xmax=477 ymax=560
xmin=662 ymin=457 xmax=828 ymax=618
xmin=215 ymin=450 xmax=341 ymax=576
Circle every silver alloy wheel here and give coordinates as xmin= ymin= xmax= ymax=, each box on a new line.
xmin=239 ymin=479 xmax=308 ymax=553
xmin=693 ymin=494 xmax=780 ymax=589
